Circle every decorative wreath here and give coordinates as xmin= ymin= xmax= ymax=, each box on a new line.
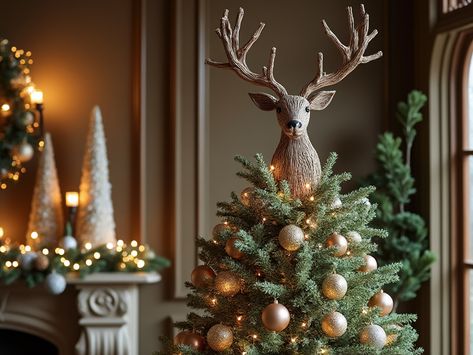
xmin=0 ymin=38 xmax=43 ymax=189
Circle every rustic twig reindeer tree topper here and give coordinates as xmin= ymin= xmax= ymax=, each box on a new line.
xmin=206 ymin=5 xmax=382 ymax=198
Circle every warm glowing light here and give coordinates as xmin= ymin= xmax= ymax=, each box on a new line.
xmin=31 ymin=90 xmax=43 ymax=104
xmin=309 ymin=196 xmax=315 ymax=201
xmin=42 ymin=248 xmax=49 ymax=255
xmin=31 ymin=231 xmax=38 ymax=240
xmin=5 ymin=261 xmax=12 ymax=268
xmin=73 ymin=263 xmax=80 ymax=271
xmin=306 ymin=219 xmax=311 ymax=224
xmin=1 ymin=103 xmax=10 ymax=112
xmin=131 ymin=240 xmax=138 ymax=248
xmin=131 ymin=250 xmax=138 ymax=257
xmin=85 ymin=259 xmax=93 ymax=266
xmin=304 ymin=234 xmax=309 ymax=240
xmin=301 ymin=322 xmax=307 ymax=328
xmin=1 ymin=183 xmax=6 ymax=190
xmin=106 ymin=242 xmax=114 ymax=250
xmin=117 ymin=240 xmax=124 ymax=247
xmin=25 ymin=245 xmax=31 ymax=252
xmin=0 ymin=246 xmax=6 ymax=253
xmin=12 ymin=261 xmax=18 ymax=268
xmin=65 ymin=192 xmax=79 ymax=207
xmin=136 ymin=259 xmax=145 ymax=268
xmin=291 ymin=337 xmax=297 ymax=343
xmin=270 ymin=165 xmax=275 ymax=171
xmin=211 ymin=298 xmax=217 ymax=306
xmin=63 ymin=259 xmax=71 ymax=267
xmin=84 ymin=242 xmax=92 ymax=250
xmin=252 ymin=334 xmax=258 ymax=340
xmin=236 ymin=315 xmax=243 ymax=321
xmin=0 ymin=227 xmax=4 ymax=238
xmin=346 ymin=250 xmax=351 ymax=256
xmin=138 ymin=245 xmax=145 ymax=252
xmin=93 ymin=252 xmax=101 ymax=260
xmin=120 ymin=262 xmax=126 ymax=269
xmin=305 ymin=183 xmax=310 ymax=189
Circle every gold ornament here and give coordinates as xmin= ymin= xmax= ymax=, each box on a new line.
xmin=240 ymin=187 xmax=254 ymax=206
xmin=212 ymin=223 xmax=232 ymax=239
xmin=346 ymin=231 xmax=362 ymax=244
xmin=321 ymin=311 xmax=347 ymax=337
xmin=368 ymin=290 xmax=394 ymax=316
xmin=215 ymin=271 xmax=240 ymax=296
xmin=278 ymin=224 xmax=304 ymax=251
xmin=326 ymin=232 xmax=348 ymax=256
xmin=261 ymin=300 xmax=291 ymax=332
xmin=207 ymin=324 xmax=233 ymax=351
xmin=359 ymin=324 xmax=387 ymax=349
xmin=225 ymin=237 xmax=244 ymax=259
xmin=174 ymin=330 xmax=206 ymax=351
xmin=12 ymin=141 xmax=34 ymax=163
xmin=322 ymin=273 xmax=348 ymax=300
xmin=34 ymin=253 xmax=50 ymax=271
xmin=359 ymin=255 xmax=377 ymax=272
xmin=191 ymin=265 xmax=216 ymax=288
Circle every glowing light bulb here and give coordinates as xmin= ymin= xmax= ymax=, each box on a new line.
xmin=0 ymin=227 xmax=4 ymax=238
xmin=85 ymin=259 xmax=92 ymax=266
xmin=73 ymin=263 xmax=80 ymax=271
xmin=137 ymin=259 xmax=145 ymax=268
xmin=42 ymin=248 xmax=49 ymax=255
xmin=31 ymin=90 xmax=43 ymax=104
xmin=131 ymin=240 xmax=138 ymax=248
xmin=1 ymin=103 xmax=10 ymax=112
xmin=63 ymin=260 xmax=71 ymax=267
xmin=93 ymin=252 xmax=101 ymax=260
xmin=12 ymin=261 xmax=18 ymax=268
xmin=65 ymin=192 xmax=79 ymax=207
xmin=106 ymin=242 xmax=114 ymax=250
xmin=84 ymin=242 xmax=92 ymax=250
xmin=31 ymin=231 xmax=38 ymax=240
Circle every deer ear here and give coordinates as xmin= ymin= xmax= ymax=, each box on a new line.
xmin=248 ymin=93 xmax=278 ymax=111
xmin=309 ymin=91 xmax=336 ymax=111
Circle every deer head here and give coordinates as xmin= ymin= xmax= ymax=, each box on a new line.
xmin=206 ymin=6 xmax=382 ymax=197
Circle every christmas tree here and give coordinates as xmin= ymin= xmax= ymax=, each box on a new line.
xmin=26 ymin=133 xmax=63 ymax=249
xmin=76 ymin=106 xmax=116 ymax=247
xmin=163 ymin=6 xmax=421 ymax=354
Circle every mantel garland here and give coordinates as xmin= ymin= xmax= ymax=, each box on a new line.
xmin=0 ymin=238 xmax=170 ymax=292
xmin=0 ymin=38 xmax=43 ymax=189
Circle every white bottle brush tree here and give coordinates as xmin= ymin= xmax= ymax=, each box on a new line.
xmin=161 ymin=6 xmax=421 ymax=354
xmin=76 ymin=106 xmax=116 ymax=247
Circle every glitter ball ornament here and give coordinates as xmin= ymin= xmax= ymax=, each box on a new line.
xmin=45 ymin=271 xmax=67 ymax=295
xmin=19 ymin=252 xmax=38 ymax=271
xmin=326 ymin=232 xmax=348 ymax=256
xmin=322 ymin=273 xmax=348 ymax=300
xmin=207 ymin=324 xmax=233 ymax=351
xmin=174 ymin=331 xmax=206 ymax=351
xmin=359 ymin=255 xmax=377 ymax=272
xmin=60 ymin=236 xmax=78 ymax=251
xmin=278 ymin=224 xmax=304 ymax=251
xmin=12 ymin=141 xmax=34 ymax=162
xmin=34 ymin=253 xmax=49 ymax=271
xmin=321 ymin=311 xmax=347 ymax=337
xmin=225 ymin=237 xmax=244 ymax=259
xmin=240 ymin=187 xmax=254 ymax=206
xmin=346 ymin=231 xmax=362 ymax=244
xmin=212 ymin=223 xmax=232 ymax=239
xmin=191 ymin=265 xmax=216 ymax=288
xmin=359 ymin=324 xmax=387 ymax=349
xmin=368 ymin=290 xmax=394 ymax=316
xmin=215 ymin=271 xmax=240 ymax=296
xmin=261 ymin=300 xmax=291 ymax=332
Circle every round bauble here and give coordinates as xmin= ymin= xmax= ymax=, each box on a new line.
xmin=45 ymin=271 xmax=67 ymax=295
xmin=278 ymin=224 xmax=304 ymax=251
xmin=225 ymin=237 xmax=244 ymax=259
xmin=212 ymin=223 xmax=232 ymax=239
xmin=34 ymin=253 xmax=49 ymax=271
xmin=359 ymin=255 xmax=377 ymax=273
xmin=60 ymin=236 xmax=78 ymax=251
xmin=368 ymin=290 xmax=394 ymax=316
xmin=174 ymin=330 xmax=206 ymax=351
xmin=322 ymin=274 xmax=348 ymax=300
xmin=331 ymin=197 xmax=342 ymax=209
xmin=215 ymin=271 xmax=240 ymax=297
xmin=261 ymin=300 xmax=291 ymax=332
xmin=207 ymin=324 xmax=233 ymax=352
xmin=326 ymin=233 xmax=348 ymax=256
xmin=16 ymin=111 xmax=34 ymax=128
xmin=321 ymin=311 xmax=347 ymax=338
xmin=19 ymin=252 xmax=38 ymax=271
xmin=191 ymin=265 xmax=216 ymax=288
xmin=12 ymin=142 xmax=34 ymax=163
xmin=240 ymin=187 xmax=254 ymax=207
xmin=359 ymin=324 xmax=387 ymax=349
xmin=346 ymin=231 xmax=362 ymax=244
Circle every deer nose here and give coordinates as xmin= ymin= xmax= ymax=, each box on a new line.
xmin=287 ymin=120 xmax=302 ymax=129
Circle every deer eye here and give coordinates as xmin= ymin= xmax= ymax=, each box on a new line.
xmin=276 ymin=107 xmax=281 ymax=113
xmin=305 ymin=106 xmax=310 ymax=113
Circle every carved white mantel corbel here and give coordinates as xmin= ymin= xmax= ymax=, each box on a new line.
xmin=67 ymin=272 xmax=161 ymax=355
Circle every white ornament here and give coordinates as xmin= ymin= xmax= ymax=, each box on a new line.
xmin=60 ymin=235 xmax=78 ymax=251
xmin=359 ymin=324 xmax=387 ymax=349
xmin=347 ymin=231 xmax=362 ymax=244
xmin=26 ymin=133 xmax=64 ymax=249
xmin=45 ymin=271 xmax=67 ymax=295
xmin=331 ymin=197 xmax=342 ymax=209
xmin=19 ymin=252 xmax=38 ymax=271
xmin=12 ymin=141 xmax=34 ymax=162
xmin=76 ymin=106 xmax=116 ymax=247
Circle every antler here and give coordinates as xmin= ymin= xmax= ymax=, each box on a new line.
xmin=300 ymin=5 xmax=383 ymax=99
xmin=206 ymin=8 xmax=288 ymax=98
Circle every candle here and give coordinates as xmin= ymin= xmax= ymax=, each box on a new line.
xmin=66 ymin=192 xmax=79 ymax=207
xmin=31 ymin=90 xmax=43 ymax=104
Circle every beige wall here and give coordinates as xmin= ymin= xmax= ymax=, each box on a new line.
xmin=0 ymin=0 xmax=386 ymax=353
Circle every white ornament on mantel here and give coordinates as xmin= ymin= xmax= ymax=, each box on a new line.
xmin=26 ymin=133 xmax=64 ymax=248
xmin=67 ymin=272 xmax=161 ymax=355
xmin=76 ymin=106 xmax=116 ymax=247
